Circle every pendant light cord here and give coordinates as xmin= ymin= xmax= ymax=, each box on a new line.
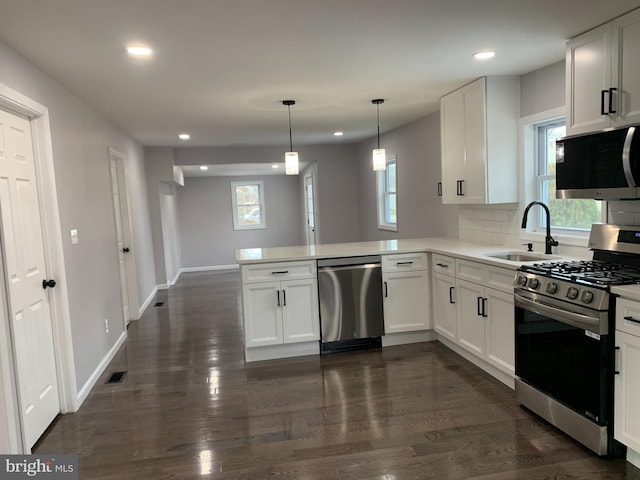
xmin=288 ymin=104 xmax=293 ymax=152
xmin=376 ymin=103 xmax=380 ymax=149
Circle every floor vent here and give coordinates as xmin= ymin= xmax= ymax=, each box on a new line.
xmin=105 ymin=371 xmax=127 ymax=384
xmin=154 ymin=302 xmax=164 ymax=307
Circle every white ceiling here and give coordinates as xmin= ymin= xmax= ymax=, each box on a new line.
xmin=1 ymin=0 xmax=640 ymax=149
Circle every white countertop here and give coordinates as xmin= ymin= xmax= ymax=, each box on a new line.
xmin=235 ymin=237 xmax=564 ymax=270
xmin=612 ymin=285 xmax=640 ymax=302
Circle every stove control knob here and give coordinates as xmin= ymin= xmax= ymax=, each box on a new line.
xmin=546 ymin=282 xmax=558 ymax=294
xmin=528 ymin=278 xmax=540 ymax=290
xmin=517 ymin=275 xmax=528 ymax=286
xmin=581 ymin=290 xmax=594 ymax=304
xmin=567 ymin=287 xmax=579 ymax=300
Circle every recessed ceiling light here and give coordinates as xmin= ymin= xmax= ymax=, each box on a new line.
xmin=334 ymin=131 xmax=344 ymax=136
xmin=178 ymin=133 xmax=191 ymax=140
xmin=272 ymin=164 xmax=279 ymax=169
xmin=126 ymin=45 xmax=153 ymax=57
xmin=199 ymin=165 xmax=208 ymax=171
xmin=473 ymin=51 xmax=496 ymax=60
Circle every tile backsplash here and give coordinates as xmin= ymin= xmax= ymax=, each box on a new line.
xmin=458 ymin=201 xmax=640 ymax=259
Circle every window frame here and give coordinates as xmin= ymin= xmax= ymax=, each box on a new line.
xmin=230 ymin=180 xmax=266 ymax=230
xmin=376 ymin=155 xmax=397 ymax=232
xmin=520 ymin=108 xmax=607 ymax=248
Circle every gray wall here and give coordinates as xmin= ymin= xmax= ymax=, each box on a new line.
xmin=356 ymin=112 xmax=458 ymax=240
xmin=178 ymin=175 xmax=304 ymax=267
xmin=0 ymin=40 xmax=156 ymax=390
xmin=520 ymin=61 xmax=565 ymax=117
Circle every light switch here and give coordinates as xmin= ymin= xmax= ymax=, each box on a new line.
xmin=70 ymin=229 xmax=78 ymax=245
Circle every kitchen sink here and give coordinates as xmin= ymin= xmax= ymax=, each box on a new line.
xmin=485 ymin=251 xmax=558 ymax=262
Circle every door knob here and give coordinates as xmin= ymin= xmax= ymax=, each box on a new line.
xmin=122 ymin=247 xmax=130 ymax=253
xmin=42 ymin=279 xmax=56 ymax=289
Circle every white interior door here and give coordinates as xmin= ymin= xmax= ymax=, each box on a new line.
xmin=109 ymin=149 xmax=135 ymax=325
xmin=0 ymin=107 xmax=60 ymax=448
xmin=304 ymin=174 xmax=316 ymax=246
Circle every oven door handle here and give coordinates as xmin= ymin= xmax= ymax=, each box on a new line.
xmin=514 ymin=293 xmax=605 ymax=334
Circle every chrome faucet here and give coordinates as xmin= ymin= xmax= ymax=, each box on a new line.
xmin=521 ymin=201 xmax=558 ymax=254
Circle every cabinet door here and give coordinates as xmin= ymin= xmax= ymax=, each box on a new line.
xmin=243 ymin=283 xmax=283 ymax=347
xmin=612 ymin=9 xmax=640 ymax=127
xmin=281 ymin=279 xmax=320 ymax=344
xmin=485 ymin=289 xmax=515 ymax=375
xmin=383 ymin=270 xmax=430 ymax=334
xmin=456 ymin=279 xmax=486 ymax=357
xmin=614 ymin=330 xmax=640 ymax=451
xmin=462 ymin=78 xmax=488 ymax=204
xmin=566 ymin=24 xmax=613 ymax=135
xmin=440 ymin=89 xmax=466 ymax=204
xmin=433 ymin=272 xmax=457 ymax=342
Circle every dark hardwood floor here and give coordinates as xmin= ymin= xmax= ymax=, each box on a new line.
xmin=35 ymin=271 xmax=640 ymax=479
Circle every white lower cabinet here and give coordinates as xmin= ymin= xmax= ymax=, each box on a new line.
xmin=432 ymin=272 xmax=457 ymax=342
xmin=382 ymin=253 xmax=431 ymax=334
xmin=456 ymin=279 xmax=486 ymax=357
xmin=614 ymin=298 xmax=640 ymax=454
xmin=432 ymin=257 xmax=515 ymax=383
xmin=241 ymin=261 xmax=319 ymax=351
xmin=243 ymin=278 xmax=319 ymax=347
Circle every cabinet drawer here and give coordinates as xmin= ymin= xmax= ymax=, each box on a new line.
xmin=456 ymin=259 xmax=484 ymax=283
xmin=382 ymin=252 xmax=428 ymax=272
xmin=616 ymin=297 xmax=640 ymax=337
xmin=432 ymin=254 xmax=455 ymax=276
xmin=242 ymin=261 xmax=316 ymax=283
xmin=486 ymin=266 xmax=517 ymax=294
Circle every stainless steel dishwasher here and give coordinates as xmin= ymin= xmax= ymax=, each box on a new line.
xmin=317 ymin=255 xmax=384 ymax=353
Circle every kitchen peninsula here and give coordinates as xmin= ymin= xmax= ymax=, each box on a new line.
xmin=236 ymin=237 xmax=559 ymax=387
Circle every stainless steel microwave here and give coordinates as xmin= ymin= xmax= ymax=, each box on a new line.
xmin=556 ymin=126 xmax=640 ymax=200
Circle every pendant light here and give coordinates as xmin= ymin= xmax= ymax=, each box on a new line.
xmin=283 ymin=100 xmax=299 ymax=175
xmin=372 ymin=99 xmax=386 ymax=171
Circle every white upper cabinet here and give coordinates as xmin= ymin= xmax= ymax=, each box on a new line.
xmin=567 ymin=8 xmax=640 ymax=135
xmin=440 ymin=76 xmax=520 ymax=205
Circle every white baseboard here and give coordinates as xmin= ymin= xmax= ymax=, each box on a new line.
xmin=169 ymin=269 xmax=181 ymax=286
xmin=137 ymin=286 xmax=158 ymax=318
xmin=180 ymin=264 xmax=239 ymax=273
xmin=75 ymin=330 xmax=127 ymax=408
xmin=382 ymin=330 xmax=436 ymax=347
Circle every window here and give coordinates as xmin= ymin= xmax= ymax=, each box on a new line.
xmin=231 ymin=181 xmax=266 ymax=230
xmin=534 ymin=119 xmax=603 ymax=232
xmin=377 ymin=156 xmax=397 ymax=231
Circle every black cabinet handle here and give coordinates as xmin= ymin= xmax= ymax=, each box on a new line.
xmin=396 ymin=261 xmax=413 ymax=266
xmin=271 ymin=271 xmax=289 ymax=275
xmin=283 ymin=289 xmax=286 ymax=307
xmin=122 ymin=247 xmax=130 ymax=253
xmin=436 ymin=263 xmax=449 ymax=268
xmin=449 ymin=286 xmax=455 ymax=304
xmin=609 ymin=87 xmax=617 ymax=114
xmin=276 ymin=290 xmax=281 ymax=307
xmin=601 ymin=89 xmax=608 ymax=115
xmin=42 ymin=279 xmax=56 ymax=289
xmin=477 ymin=296 xmax=483 ymax=316
xmin=456 ymin=180 xmax=465 ymax=196
xmin=482 ymin=298 xmax=488 ymax=317
xmin=437 ymin=182 xmax=442 ymax=197
xmin=624 ymin=315 xmax=640 ymax=324
xmin=615 ymin=346 xmax=621 ymax=375
xmin=384 ymin=281 xmax=388 ymax=298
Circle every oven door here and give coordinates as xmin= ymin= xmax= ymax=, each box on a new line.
xmin=515 ymin=291 xmax=611 ymax=425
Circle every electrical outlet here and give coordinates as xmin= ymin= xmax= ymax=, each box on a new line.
xmin=104 ymin=318 xmax=109 ymax=334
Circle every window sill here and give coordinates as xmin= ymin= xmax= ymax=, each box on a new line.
xmin=378 ymin=224 xmax=397 ymax=232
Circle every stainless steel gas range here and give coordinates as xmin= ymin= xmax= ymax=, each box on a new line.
xmin=514 ymin=223 xmax=640 ymax=457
